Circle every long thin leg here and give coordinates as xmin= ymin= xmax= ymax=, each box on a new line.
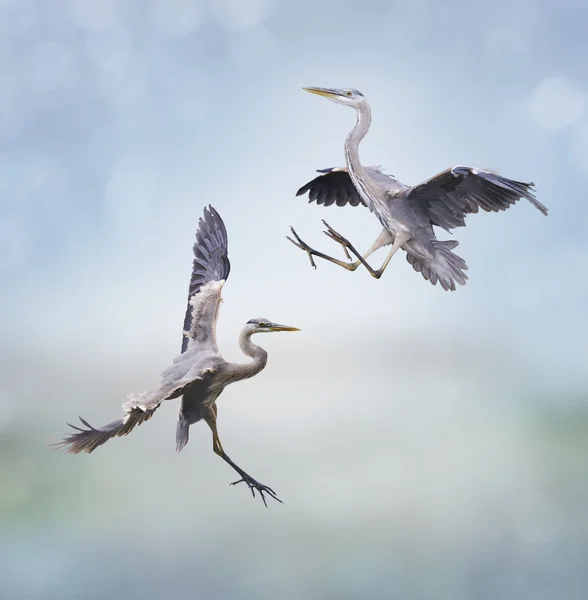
xmin=287 ymin=224 xmax=392 ymax=274
xmin=327 ymin=224 xmax=411 ymax=279
xmin=322 ymin=221 xmax=401 ymax=278
xmin=287 ymin=226 xmax=359 ymax=270
xmin=373 ymin=233 xmax=410 ymax=277
xmin=204 ymin=407 xmax=282 ymax=507
xmin=288 ymin=221 xmax=407 ymax=279
xmin=324 ymin=222 xmax=410 ymax=278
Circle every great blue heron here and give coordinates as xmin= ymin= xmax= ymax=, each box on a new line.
xmin=53 ymin=206 xmax=299 ymax=506
xmin=288 ymin=87 xmax=548 ymax=291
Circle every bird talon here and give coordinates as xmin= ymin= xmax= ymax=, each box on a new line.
xmin=321 ymin=220 xmax=348 ymax=243
xmin=286 ymin=235 xmax=302 ymax=249
xmin=230 ymin=475 xmax=282 ymax=506
xmin=321 ymin=221 xmax=353 ymax=260
xmin=324 ymin=229 xmax=348 ymax=246
xmin=287 ymin=228 xmax=318 ymax=269
xmin=322 ymin=219 xmax=342 ymax=237
xmin=288 ymin=226 xmax=304 ymax=244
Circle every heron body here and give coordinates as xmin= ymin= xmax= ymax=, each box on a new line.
xmin=289 ymin=87 xmax=548 ymax=290
xmin=54 ymin=206 xmax=299 ymax=505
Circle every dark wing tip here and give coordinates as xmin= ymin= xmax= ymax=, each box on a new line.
xmin=51 ymin=416 xmax=120 ymax=455
xmin=52 ymin=408 xmax=159 ymax=454
xmin=203 ymin=205 xmax=226 ymax=235
xmin=182 ymin=205 xmax=231 ymax=352
xmin=295 ymin=168 xmax=365 ymax=208
xmin=296 ymin=168 xmax=342 ymax=195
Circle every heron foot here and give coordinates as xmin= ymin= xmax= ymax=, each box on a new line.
xmin=287 ymin=227 xmax=317 ymax=269
xmin=230 ymin=475 xmax=283 ymax=507
xmin=321 ymin=220 xmax=353 ymax=261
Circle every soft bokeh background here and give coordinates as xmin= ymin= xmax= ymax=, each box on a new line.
xmin=1 ymin=1 xmax=587 ymax=598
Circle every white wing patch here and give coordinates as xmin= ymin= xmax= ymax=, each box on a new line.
xmin=121 ymin=376 xmax=201 ymax=416
xmin=182 ymin=279 xmax=225 ymax=352
xmin=122 ymin=389 xmax=174 ymax=415
xmin=122 ymin=391 xmax=150 ymax=418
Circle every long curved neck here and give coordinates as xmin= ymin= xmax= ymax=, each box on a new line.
xmin=344 ymin=101 xmax=372 ymax=180
xmin=230 ymin=328 xmax=268 ymax=381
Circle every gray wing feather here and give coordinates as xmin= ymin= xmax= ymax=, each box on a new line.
xmin=296 ymin=167 xmax=389 ymax=208
xmin=51 ymin=382 xmax=192 ymax=454
xmin=52 ymin=409 xmax=160 ymax=454
xmin=407 ymin=166 xmax=548 ymax=232
xmin=52 ymin=356 xmax=213 ymax=455
xmin=181 ymin=205 xmax=230 ymax=352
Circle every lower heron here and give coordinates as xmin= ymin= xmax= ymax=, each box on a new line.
xmin=53 ymin=205 xmax=299 ymax=506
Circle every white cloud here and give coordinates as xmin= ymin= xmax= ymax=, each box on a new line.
xmin=530 ymin=76 xmax=586 ymax=131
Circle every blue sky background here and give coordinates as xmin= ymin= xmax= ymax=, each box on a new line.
xmin=1 ymin=1 xmax=587 ymax=599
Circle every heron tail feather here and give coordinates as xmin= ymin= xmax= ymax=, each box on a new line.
xmin=406 ymin=241 xmax=469 ymax=291
xmin=176 ymin=414 xmax=190 ymax=453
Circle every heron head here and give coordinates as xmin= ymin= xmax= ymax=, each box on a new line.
xmin=245 ymin=318 xmax=300 ymax=334
xmin=303 ymin=87 xmax=366 ymax=108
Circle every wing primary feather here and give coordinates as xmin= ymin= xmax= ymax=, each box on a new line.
xmin=181 ymin=205 xmax=230 ymax=353
xmin=296 ymin=168 xmax=374 ymax=208
xmin=51 ymin=408 xmax=159 ymax=454
xmin=407 ymin=166 xmax=548 ymax=231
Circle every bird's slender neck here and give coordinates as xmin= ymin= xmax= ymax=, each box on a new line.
xmin=344 ymin=102 xmax=372 ymax=179
xmin=231 ymin=328 xmax=268 ymax=381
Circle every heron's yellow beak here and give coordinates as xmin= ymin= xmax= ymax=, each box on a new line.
xmin=303 ymin=87 xmax=342 ymax=99
xmin=269 ymin=324 xmax=300 ymax=332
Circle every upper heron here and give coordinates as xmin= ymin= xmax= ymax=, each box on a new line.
xmin=53 ymin=205 xmax=299 ymax=506
xmin=288 ymin=87 xmax=548 ymax=291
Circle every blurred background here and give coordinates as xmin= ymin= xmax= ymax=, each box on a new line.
xmin=1 ymin=0 xmax=587 ymax=598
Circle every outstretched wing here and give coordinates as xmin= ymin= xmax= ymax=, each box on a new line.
xmin=181 ymin=205 xmax=230 ymax=353
xmin=407 ymin=166 xmax=548 ymax=232
xmin=52 ymin=358 xmax=215 ymax=455
xmin=52 ymin=408 xmax=161 ymax=455
xmin=296 ymin=166 xmax=390 ymax=207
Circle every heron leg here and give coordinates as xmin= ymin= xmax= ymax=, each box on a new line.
xmin=321 ymin=221 xmax=405 ymax=279
xmin=203 ymin=407 xmax=282 ymax=507
xmin=287 ymin=226 xmax=358 ymax=270
xmin=372 ymin=231 xmax=412 ymax=278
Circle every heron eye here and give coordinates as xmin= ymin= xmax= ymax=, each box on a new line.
xmin=346 ymin=91 xmax=352 ymax=97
